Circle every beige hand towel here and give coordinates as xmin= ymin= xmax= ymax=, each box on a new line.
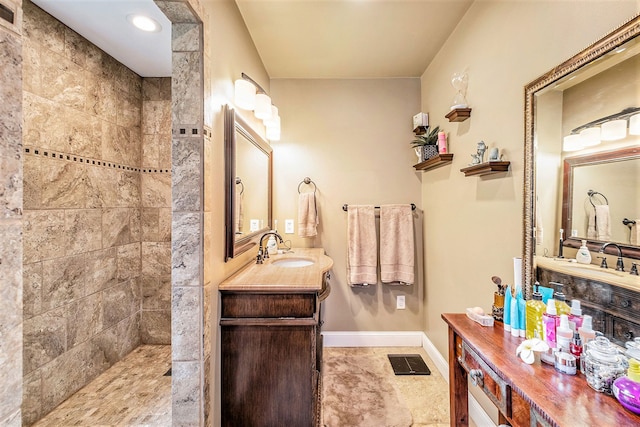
xmin=587 ymin=208 xmax=597 ymax=239
xmin=380 ymin=204 xmax=414 ymax=285
xmin=347 ymin=205 xmax=377 ymax=286
xmin=234 ymin=182 xmax=243 ymax=234
xmin=631 ymin=220 xmax=640 ymax=245
xmin=298 ymin=192 xmax=319 ymax=237
xmin=595 ymin=205 xmax=611 ymax=241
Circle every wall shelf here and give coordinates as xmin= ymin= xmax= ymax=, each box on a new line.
xmin=445 ymin=108 xmax=472 ymax=122
xmin=414 ymin=153 xmax=454 ymax=171
xmin=460 ymin=161 xmax=510 ymax=177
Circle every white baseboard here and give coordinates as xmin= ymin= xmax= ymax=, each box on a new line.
xmin=322 ymin=330 xmax=496 ymax=427
xmin=322 ymin=331 xmax=423 ymax=347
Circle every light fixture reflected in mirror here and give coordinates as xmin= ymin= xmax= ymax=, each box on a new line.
xmin=601 ymin=119 xmax=627 ymax=140
xmin=562 ymin=107 xmax=639 ymax=151
xmin=233 ymin=73 xmax=281 ymax=140
xmin=629 ymin=113 xmax=640 ymax=135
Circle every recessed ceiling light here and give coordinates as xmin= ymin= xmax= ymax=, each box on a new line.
xmin=127 ymin=14 xmax=161 ymax=32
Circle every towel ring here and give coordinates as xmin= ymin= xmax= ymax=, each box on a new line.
xmin=587 ymin=189 xmax=608 ymax=207
xmin=298 ymin=177 xmax=317 ymax=194
xmin=235 ymin=177 xmax=244 ymax=195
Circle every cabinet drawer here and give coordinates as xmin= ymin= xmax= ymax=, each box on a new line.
xmin=459 ymin=342 xmax=509 ymax=416
xmin=221 ymin=292 xmax=316 ymax=318
xmin=610 ymin=290 xmax=640 ymax=315
xmin=612 ymin=316 xmax=640 ymax=343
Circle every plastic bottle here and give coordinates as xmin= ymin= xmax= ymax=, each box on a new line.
xmin=556 ymin=314 xmax=573 ymax=352
xmin=576 ymin=240 xmax=592 ymax=264
xmin=612 ymin=358 xmax=640 ymax=415
xmin=551 ymin=282 xmax=571 ymax=321
xmin=526 ymin=283 xmax=546 ymax=340
xmin=503 ymin=286 xmax=512 ymax=332
xmin=266 ymin=232 xmax=278 ymax=255
xmin=437 ymin=131 xmax=447 ymax=154
xmin=578 ymin=315 xmax=596 ymax=345
xmin=510 ymin=290 xmax=520 ymax=337
xmin=543 ymin=298 xmax=558 ymax=349
xmin=568 ymin=299 xmax=583 ymax=332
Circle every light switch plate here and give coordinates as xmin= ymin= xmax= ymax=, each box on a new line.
xmin=397 ymin=295 xmax=406 ymax=310
xmin=285 ymin=219 xmax=294 ymax=234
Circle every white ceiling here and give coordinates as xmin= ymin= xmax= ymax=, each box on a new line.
xmin=31 ymin=0 xmax=473 ymax=79
xmin=32 ymin=0 xmax=172 ymax=77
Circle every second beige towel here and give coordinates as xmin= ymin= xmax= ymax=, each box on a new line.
xmin=347 ymin=205 xmax=377 ymax=286
xmin=380 ymin=204 xmax=414 ymax=285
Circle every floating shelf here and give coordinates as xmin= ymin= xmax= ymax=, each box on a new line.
xmin=414 ymin=153 xmax=454 ymax=171
xmin=460 ymin=161 xmax=511 ymax=177
xmin=445 ymin=108 xmax=472 ymax=122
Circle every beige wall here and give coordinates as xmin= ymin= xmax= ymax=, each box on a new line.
xmin=270 ymin=78 xmax=424 ymax=332
xmin=420 ymin=0 xmax=639 ymax=420
xmin=201 ymin=0 xmax=271 ymax=424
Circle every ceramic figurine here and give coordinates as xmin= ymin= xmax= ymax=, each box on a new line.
xmin=470 ymin=154 xmax=481 ymax=165
xmin=476 ymin=141 xmax=487 ymax=163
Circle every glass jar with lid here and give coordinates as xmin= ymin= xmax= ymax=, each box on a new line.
xmin=583 ymin=336 xmax=628 ymax=394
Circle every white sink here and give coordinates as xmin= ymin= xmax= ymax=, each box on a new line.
xmin=271 ymin=257 xmax=315 ymax=268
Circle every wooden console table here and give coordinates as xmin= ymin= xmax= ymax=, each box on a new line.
xmin=442 ymin=313 xmax=640 ymax=426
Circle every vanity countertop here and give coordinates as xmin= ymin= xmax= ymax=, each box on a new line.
xmin=535 ymin=256 xmax=640 ymax=291
xmin=219 ymin=248 xmax=333 ymax=292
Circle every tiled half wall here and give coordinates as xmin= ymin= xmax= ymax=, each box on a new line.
xmin=21 ymin=1 xmax=171 ymax=424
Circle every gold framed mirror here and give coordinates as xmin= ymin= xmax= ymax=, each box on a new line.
xmin=523 ymin=15 xmax=640 ymax=298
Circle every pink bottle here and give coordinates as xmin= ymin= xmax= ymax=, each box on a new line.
xmin=543 ymin=298 xmax=558 ymax=348
xmin=438 ymin=131 xmax=447 ymax=154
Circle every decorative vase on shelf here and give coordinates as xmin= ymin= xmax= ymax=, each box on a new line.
xmin=411 ymin=125 xmax=440 ymax=162
xmin=422 ymin=145 xmax=439 ymax=161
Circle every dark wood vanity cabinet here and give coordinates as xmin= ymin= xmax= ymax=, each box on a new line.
xmin=537 ymin=267 xmax=640 ymax=345
xmin=220 ymin=291 xmax=323 ymax=427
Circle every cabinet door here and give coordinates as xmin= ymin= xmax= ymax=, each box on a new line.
xmin=221 ymin=324 xmax=316 ymax=427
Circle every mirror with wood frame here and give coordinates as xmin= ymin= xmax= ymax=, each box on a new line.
xmin=523 ymin=15 xmax=640 ymax=297
xmin=224 ymin=105 xmax=272 ymax=261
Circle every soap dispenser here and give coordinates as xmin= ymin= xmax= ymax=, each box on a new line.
xmin=526 ymin=282 xmax=546 ymax=340
xmin=266 ymin=231 xmax=278 ymax=256
xmin=576 ymin=240 xmax=592 ymax=264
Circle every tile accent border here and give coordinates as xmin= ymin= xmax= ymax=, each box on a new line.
xmin=23 ymin=146 xmax=170 ymax=174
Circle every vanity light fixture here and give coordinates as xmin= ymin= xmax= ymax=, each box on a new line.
xmin=579 ymin=127 xmax=601 ymax=147
xmin=563 ymin=134 xmax=584 ymax=152
xmin=127 ymin=14 xmax=161 ymax=32
xmin=234 ymin=73 xmax=281 ymax=140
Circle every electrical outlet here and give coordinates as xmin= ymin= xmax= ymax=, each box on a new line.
xmin=285 ymin=219 xmax=294 ymax=234
xmin=396 ymin=295 xmax=406 ymax=310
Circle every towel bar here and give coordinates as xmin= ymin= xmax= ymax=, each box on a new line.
xmin=342 ymin=203 xmax=416 ymax=211
xmin=587 ymin=189 xmax=608 ymax=207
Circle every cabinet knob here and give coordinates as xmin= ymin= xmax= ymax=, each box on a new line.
xmin=621 ymin=300 xmax=631 ymax=308
xmin=469 ymin=369 xmax=484 ymax=387
xmin=624 ymin=331 xmax=634 ymax=340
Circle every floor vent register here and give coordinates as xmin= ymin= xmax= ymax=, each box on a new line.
xmin=387 ymin=354 xmax=431 ymax=375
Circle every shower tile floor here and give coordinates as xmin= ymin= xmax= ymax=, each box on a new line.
xmin=32 ymin=345 xmax=172 ymax=427
xmin=32 ymin=345 xmax=450 ymax=426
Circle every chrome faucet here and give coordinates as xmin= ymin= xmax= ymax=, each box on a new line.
xmin=256 ymin=231 xmax=284 ymax=264
xmin=599 ymin=242 xmax=625 ymax=272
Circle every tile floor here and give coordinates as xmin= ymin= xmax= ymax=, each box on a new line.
xmin=31 ymin=345 xmax=449 ymax=427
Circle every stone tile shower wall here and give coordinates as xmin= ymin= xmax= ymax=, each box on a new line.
xmin=19 ymin=2 xmax=173 ymax=423
xmin=140 ymin=78 xmax=172 ymax=344
xmin=0 ymin=0 xmax=24 ymax=425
